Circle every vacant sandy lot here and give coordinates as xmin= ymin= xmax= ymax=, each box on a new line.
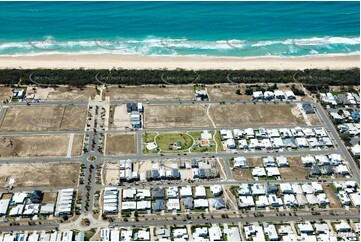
xmin=323 ymin=184 xmax=341 ymax=208
xmin=307 ymin=113 xmax=321 ymax=125
xmin=72 ymin=134 xmax=84 ymax=156
xmin=103 ymin=162 xmax=120 ymax=186
xmin=247 ymin=157 xmax=263 ymax=168
xmin=144 ymin=104 xmax=212 ymax=129
xmin=232 ymin=169 xmax=253 ymax=181
xmin=105 ymin=133 xmax=137 ymax=155
xmin=0 ymin=134 xmax=83 ymax=157
xmin=279 ymin=157 xmax=308 ymax=180
xmin=209 ymin=104 xmax=305 ymax=127
xmin=1 ymin=105 xmax=87 ymax=131
xmin=207 ymin=85 xmax=251 ymax=101
xmin=109 ymin=105 xmax=129 ymax=130
xmin=105 ymin=86 xmax=195 ymax=101
xmin=34 ymin=86 xmax=97 ymax=101
xmin=42 ymin=192 xmax=58 ymax=203
xmin=0 ymin=162 xmax=80 ymax=187
xmin=0 ymin=86 xmax=12 ymax=102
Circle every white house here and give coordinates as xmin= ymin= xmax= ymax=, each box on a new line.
xmin=195 ymin=186 xmax=206 ymax=198
xmin=265 ymin=224 xmax=279 ymax=241
xmin=252 ymin=167 xmax=266 ymax=177
xmin=283 ymin=194 xmax=298 ymax=207
xmin=238 ymin=184 xmax=251 ymax=196
xmin=220 ymin=129 xmax=233 ymax=140
xmin=276 ymin=156 xmax=289 ymax=167
xmin=251 ymin=184 xmax=266 ymax=195
xmin=167 ymin=199 xmax=180 ymax=211
xmin=226 ymin=138 xmax=236 ymax=149
xmin=263 ymin=156 xmax=276 ymax=167
xmin=280 ymin=183 xmax=294 ymax=194
xmin=253 ymin=91 xmax=264 ymax=100
xmin=274 ymin=90 xmax=286 ymax=100
xmin=286 ymin=90 xmax=296 ymax=100
xmin=180 ymin=186 xmax=192 ymax=198
xmin=238 ymin=196 xmax=254 ymax=208
xmin=233 ymin=156 xmax=248 ymax=168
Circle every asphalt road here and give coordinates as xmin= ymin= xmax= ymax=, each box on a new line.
xmin=110 ymin=213 xmax=359 ymax=227
xmin=0 ymin=97 xmax=358 ymax=233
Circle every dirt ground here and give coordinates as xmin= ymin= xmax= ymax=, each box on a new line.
xmin=105 ymin=133 xmax=137 ymax=155
xmin=72 ymin=134 xmax=84 ymax=156
xmin=0 ymin=162 xmax=80 ymax=188
xmin=279 ymin=157 xmax=308 ymax=180
xmin=232 ymin=169 xmax=254 ymax=181
xmin=207 ymin=85 xmax=251 ymax=101
xmin=103 ymin=162 xmax=120 ymax=186
xmin=42 ymin=192 xmax=58 ymax=203
xmin=209 ymin=104 xmax=306 ymax=127
xmin=307 ymin=113 xmax=321 ymax=125
xmin=109 ymin=105 xmax=129 ymax=130
xmin=247 ymin=158 xmax=263 ymax=168
xmin=0 ymin=86 xmax=12 ymax=102
xmin=0 ymin=134 xmax=82 ymax=157
xmin=0 ymin=105 xmax=87 ymax=131
xmin=105 ymin=86 xmax=195 ymax=101
xmin=322 ymin=184 xmax=341 ymax=208
xmin=33 ymin=86 xmax=97 ymax=101
xmin=144 ymin=104 xmax=212 ymax=129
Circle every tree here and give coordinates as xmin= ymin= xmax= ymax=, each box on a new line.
xmin=245 ymin=88 xmax=253 ymax=95
xmin=235 ymin=89 xmax=241 ymax=95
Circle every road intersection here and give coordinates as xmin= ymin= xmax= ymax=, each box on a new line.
xmin=0 ymin=94 xmax=359 ymax=233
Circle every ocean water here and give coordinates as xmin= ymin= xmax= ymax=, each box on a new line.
xmin=0 ymin=1 xmax=359 ymax=57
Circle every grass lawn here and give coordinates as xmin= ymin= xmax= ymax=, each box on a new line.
xmin=142 ymin=132 xmax=158 ymax=143
xmin=194 ymin=85 xmax=206 ymax=91
xmin=214 ymin=131 xmax=224 ymax=151
xmin=188 ymin=131 xmax=202 ymax=139
xmin=155 ymin=132 xmax=194 ymax=152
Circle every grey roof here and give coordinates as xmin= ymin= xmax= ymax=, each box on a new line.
xmin=322 ymin=165 xmax=334 ymax=175
xmin=151 ymin=170 xmax=159 ymax=178
xmin=28 ymin=190 xmax=43 ymax=203
xmin=302 ymin=102 xmax=315 ymax=113
xmin=283 ymin=138 xmax=297 ymax=147
xmin=210 ymin=198 xmax=226 ymax=210
xmin=154 ymin=200 xmax=166 ymax=212
xmin=266 ymin=183 xmax=278 ymax=193
xmin=310 ymin=164 xmax=321 ymax=175
xmin=155 ymin=228 xmax=171 ymax=239
xmin=171 ymin=169 xmax=180 ymax=178
xmin=152 ymin=188 xmax=165 ymax=199
xmin=182 ymin=197 xmax=194 ymax=210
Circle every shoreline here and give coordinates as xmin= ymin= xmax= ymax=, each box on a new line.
xmin=0 ymin=54 xmax=359 ymax=70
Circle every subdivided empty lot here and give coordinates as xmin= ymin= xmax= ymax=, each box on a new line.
xmin=0 ymin=162 xmax=80 ymax=187
xmin=106 ymin=86 xmax=195 ymax=100
xmin=105 ymin=133 xmax=137 ymax=155
xmin=232 ymin=169 xmax=253 ymax=181
xmin=109 ymin=105 xmax=129 ymax=130
xmin=209 ymin=104 xmax=306 ymax=127
xmin=144 ymin=104 xmax=212 ymax=128
xmin=34 ymin=86 xmax=97 ymax=101
xmin=207 ymin=85 xmax=251 ymax=101
xmin=0 ymin=86 xmax=12 ymax=102
xmin=279 ymin=157 xmax=308 ymax=180
xmin=103 ymin=162 xmax=120 ymax=186
xmin=0 ymin=134 xmax=83 ymax=157
xmin=1 ymin=105 xmax=87 ymax=131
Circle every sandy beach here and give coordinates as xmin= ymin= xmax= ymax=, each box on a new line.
xmin=0 ymin=54 xmax=358 ymax=70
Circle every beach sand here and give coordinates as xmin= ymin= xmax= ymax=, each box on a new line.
xmin=0 ymin=54 xmax=359 ymax=70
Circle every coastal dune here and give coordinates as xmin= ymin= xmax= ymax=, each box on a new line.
xmin=0 ymin=54 xmax=359 ymax=70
